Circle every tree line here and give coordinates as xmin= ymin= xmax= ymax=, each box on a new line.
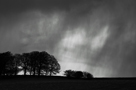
xmin=0 ymin=51 xmax=60 ymax=76
xmin=64 ymin=70 xmax=93 ymax=79
xmin=0 ymin=51 xmax=93 ymax=79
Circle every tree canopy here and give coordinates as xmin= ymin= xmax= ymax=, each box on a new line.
xmin=0 ymin=51 xmax=60 ymax=76
xmin=64 ymin=70 xmax=93 ymax=79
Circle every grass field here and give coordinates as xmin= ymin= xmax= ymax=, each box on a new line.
xmin=0 ymin=76 xmax=136 ymax=90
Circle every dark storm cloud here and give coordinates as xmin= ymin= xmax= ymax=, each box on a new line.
xmin=0 ymin=0 xmax=86 ymax=14
xmin=0 ymin=0 xmax=136 ymax=77
xmin=0 ymin=0 xmax=99 ymax=53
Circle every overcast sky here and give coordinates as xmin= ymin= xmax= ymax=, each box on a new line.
xmin=0 ymin=0 xmax=136 ymax=77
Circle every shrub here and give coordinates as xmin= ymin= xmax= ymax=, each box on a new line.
xmin=64 ymin=70 xmax=75 ymax=78
xmin=83 ymin=71 xmax=93 ymax=79
xmin=74 ymin=71 xmax=84 ymax=78
xmin=64 ymin=70 xmax=93 ymax=79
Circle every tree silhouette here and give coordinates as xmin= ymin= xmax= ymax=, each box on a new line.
xmin=0 ymin=50 xmax=60 ymax=76
xmin=74 ymin=71 xmax=84 ymax=78
xmin=0 ymin=50 xmax=93 ymax=79
xmin=0 ymin=51 xmax=13 ymax=76
xmin=64 ymin=70 xmax=75 ymax=78
xmin=64 ymin=70 xmax=93 ymax=79
xmin=28 ymin=51 xmax=60 ymax=76
xmin=29 ymin=51 xmax=40 ymax=75
xmin=21 ymin=53 xmax=31 ymax=75
xmin=13 ymin=54 xmax=22 ymax=75
xmin=83 ymin=71 xmax=93 ymax=79
xmin=48 ymin=55 xmax=60 ymax=76
xmin=0 ymin=52 xmax=7 ymax=76
xmin=5 ymin=55 xmax=15 ymax=76
xmin=38 ymin=51 xmax=49 ymax=76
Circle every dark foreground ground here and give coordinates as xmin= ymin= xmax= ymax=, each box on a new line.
xmin=0 ymin=76 xmax=136 ymax=90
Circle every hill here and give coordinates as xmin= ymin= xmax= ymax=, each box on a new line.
xmin=0 ymin=76 xmax=136 ymax=90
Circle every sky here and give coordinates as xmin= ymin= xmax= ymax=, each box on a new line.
xmin=0 ymin=0 xmax=136 ymax=77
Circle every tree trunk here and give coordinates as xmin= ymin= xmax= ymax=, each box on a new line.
xmin=45 ymin=70 xmax=48 ymax=76
xmin=14 ymin=62 xmax=17 ymax=76
xmin=15 ymin=64 xmax=18 ymax=76
xmin=33 ymin=68 xmax=35 ymax=75
xmin=15 ymin=67 xmax=17 ymax=76
xmin=3 ymin=67 xmax=6 ymax=76
xmin=50 ymin=72 xmax=52 ymax=76
xmin=38 ymin=68 xmax=41 ymax=76
xmin=24 ymin=67 xmax=26 ymax=75
xmin=30 ymin=68 xmax=32 ymax=75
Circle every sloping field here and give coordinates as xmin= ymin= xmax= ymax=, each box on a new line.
xmin=0 ymin=76 xmax=136 ymax=90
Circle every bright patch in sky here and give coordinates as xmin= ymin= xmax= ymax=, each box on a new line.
xmin=90 ymin=26 xmax=109 ymax=50
xmin=57 ymin=26 xmax=110 ymax=77
xmin=61 ymin=28 xmax=86 ymax=49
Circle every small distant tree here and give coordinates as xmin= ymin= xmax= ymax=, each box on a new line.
xmin=83 ymin=71 xmax=93 ymax=79
xmin=64 ymin=70 xmax=75 ymax=78
xmin=64 ymin=70 xmax=93 ymax=79
xmin=74 ymin=71 xmax=84 ymax=78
